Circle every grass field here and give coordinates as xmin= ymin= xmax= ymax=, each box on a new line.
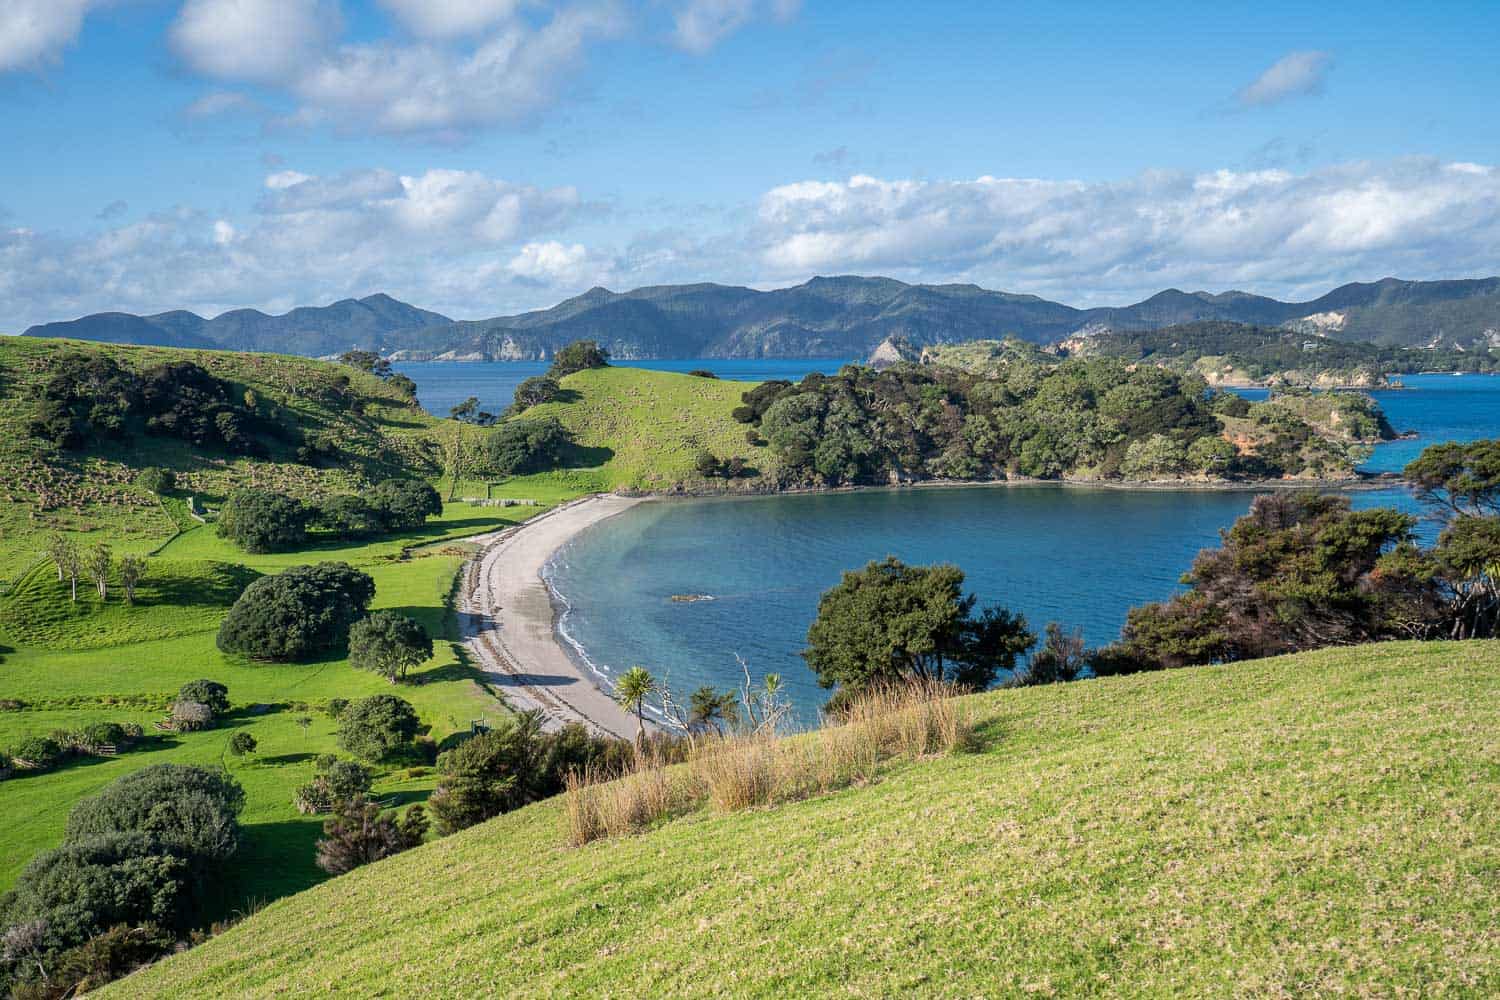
xmin=0 ymin=495 xmax=583 ymax=905
xmin=105 ymin=640 xmax=1500 ymax=997
xmin=523 ymin=366 xmax=777 ymax=491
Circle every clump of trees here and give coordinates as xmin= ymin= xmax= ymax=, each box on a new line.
xmin=217 ymin=480 xmax=442 ymax=553
xmin=693 ymin=450 xmax=748 ymax=479
xmin=802 ymin=557 xmax=1035 ymax=710
xmin=45 ymin=535 xmax=147 ymax=606
xmin=348 ymin=611 xmax=432 ymax=683
xmin=427 ymin=713 xmax=633 ymax=836
xmin=733 ymin=361 xmax=1368 ymax=486
xmin=294 ymin=757 xmax=373 ymax=814
xmin=27 ymin=354 xmax=286 ymax=457
xmin=547 ymin=340 xmax=610 ymax=378
xmin=484 ymin=417 xmax=570 ymax=476
xmin=338 ymin=350 xmax=418 ymax=404
xmin=315 ymin=796 xmax=427 ymax=875
xmin=216 ymin=562 xmax=375 ymax=661
xmin=338 ymin=694 xmax=421 ymax=761
xmin=0 ymin=765 xmax=244 ymax=995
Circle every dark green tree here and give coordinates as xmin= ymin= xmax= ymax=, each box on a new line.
xmin=547 ymin=340 xmax=610 ymax=378
xmin=64 ymin=764 xmax=245 ymax=863
xmin=348 ymin=611 xmax=432 ymax=683
xmin=216 ymin=489 xmax=310 ymax=553
xmin=216 ymin=562 xmax=375 ymax=662
xmin=176 ymin=680 xmax=229 ymax=717
xmin=315 ymin=797 xmax=427 ymax=875
xmin=367 ymin=479 xmax=443 ymax=531
xmin=511 ymin=375 xmax=561 ymax=411
xmin=484 ymin=418 xmax=569 ymax=475
xmin=338 ymin=694 xmax=420 ymax=761
xmin=802 ymin=558 xmax=1035 ymax=695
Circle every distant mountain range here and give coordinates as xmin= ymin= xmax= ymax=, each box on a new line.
xmin=22 ymin=275 xmax=1500 ymax=360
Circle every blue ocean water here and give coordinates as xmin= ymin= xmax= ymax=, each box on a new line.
xmin=544 ymin=373 xmax=1500 ymax=721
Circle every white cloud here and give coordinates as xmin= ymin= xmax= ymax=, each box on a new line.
xmin=183 ymin=90 xmax=258 ymax=118
xmin=0 ymin=0 xmax=100 ymax=72
xmin=751 ymin=159 xmax=1500 ymax=304
xmin=1238 ymin=50 xmax=1333 ymax=107
xmin=8 ymin=158 xmax=1500 ymax=333
xmin=170 ymin=0 xmax=341 ymax=83
xmin=379 ymin=0 xmax=522 ymax=39
xmin=670 ymin=0 xmax=799 ymax=53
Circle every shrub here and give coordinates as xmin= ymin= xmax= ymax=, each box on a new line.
xmin=367 ymin=479 xmax=442 ymax=531
xmin=687 ymin=369 xmax=718 ymax=379
xmin=349 ymin=611 xmax=432 ymax=683
xmin=227 ymin=732 xmax=257 ymax=757
xmin=64 ymin=764 xmax=245 ymax=863
xmin=313 ymin=495 xmax=385 ymax=539
xmin=293 ymin=759 xmax=372 ymax=814
xmin=79 ymin=722 xmax=127 ymax=751
xmin=325 ymin=698 xmax=350 ymax=720
xmin=693 ymin=450 xmax=721 ymax=478
xmin=133 ymin=467 xmax=175 ymax=495
xmin=485 ymin=418 xmax=569 ymax=475
xmin=16 ymin=920 xmax=176 ymax=998
xmin=216 ymin=562 xmax=375 ymax=661
xmin=314 ymin=797 xmax=427 ymax=875
xmin=177 ymin=679 xmax=229 ymax=717
xmin=10 ymin=736 xmax=62 ymax=770
xmin=1010 ymin=623 xmax=1089 ymax=686
xmin=547 ymin=340 xmax=609 ymax=378
xmin=170 ymin=701 xmax=215 ymax=732
xmin=0 ymin=750 xmax=13 ymax=780
xmin=0 ymin=834 xmax=190 ymax=957
xmin=216 ymin=489 xmax=310 ymax=553
xmin=338 ymin=694 xmax=420 ymax=761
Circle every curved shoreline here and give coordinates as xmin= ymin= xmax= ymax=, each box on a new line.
xmin=458 ymin=495 xmax=649 ymax=740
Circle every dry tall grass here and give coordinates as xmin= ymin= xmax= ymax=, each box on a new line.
xmin=563 ymin=680 xmax=975 ymax=847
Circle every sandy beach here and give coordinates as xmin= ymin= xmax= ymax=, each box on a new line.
xmin=458 ymin=495 xmax=647 ymax=740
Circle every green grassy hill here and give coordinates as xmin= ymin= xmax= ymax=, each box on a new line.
xmin=0 ymin=337 xmax=444 ymax=585
xmin=518 ymin=367 xmax=777 ymax=492
xmin=108 ymin=641 xmax=1499 ymax=997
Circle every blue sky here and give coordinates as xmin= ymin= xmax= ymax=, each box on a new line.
xmin=2 ymin=0 xmax=1498 ymax=329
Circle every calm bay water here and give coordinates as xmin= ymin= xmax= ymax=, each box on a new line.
xmin=393 ymin=359 xmax=1500 ymax=721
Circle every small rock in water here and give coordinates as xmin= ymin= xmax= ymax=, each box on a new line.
xmin=670 ymin=593 xmax=715 ymax=603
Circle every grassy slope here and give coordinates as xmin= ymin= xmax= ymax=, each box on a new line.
xmin=111 ymin=641 xmax=1499 ymax=997
xmin=0 ymin=337 xmax=443 ymax=584
xmin=519 ymin=367 xmax=777 ymax=492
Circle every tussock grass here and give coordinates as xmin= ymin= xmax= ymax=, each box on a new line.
xmin=564 ymin=681 xmax=974 ymax=846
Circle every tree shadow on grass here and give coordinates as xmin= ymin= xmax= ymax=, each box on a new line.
xmin=966 ymin=714 xmax=1007 ymax=753
xmin=139 ymin=563 xmax=261 ymax=609
xmin=256 ymin=752 xmax=318 ymax=767
xmin=559 ymin=442 xmax=613 ymax=470
xmin=212 ymin=819 xmax=327 ymax=920
xmin=377 ymin=789 xmax=432 ymax=809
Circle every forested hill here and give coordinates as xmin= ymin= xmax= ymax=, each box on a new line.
xmin=23 ymin=274 xmax=1500 ymax=359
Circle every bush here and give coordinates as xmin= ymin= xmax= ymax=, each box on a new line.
xmin=338 ymin=694 xmax=420 ymax=761
xmin=687 ymin=369 xmax=718 ymax=379
xmin=349 ymin=611 xmax=432 ymax=683
xmin=694 ymin=450 xmax=721 ymax=478
xmin=0 ymin=750 xmax=14 ymax=780
xmin=485 ymin=418 xmax=569 ymax=476
xmin=177 ymin=679 xmax=229 ymax=717
xmin=227 ymin=732 xmax=257 ymax=757
xmin=79 ymin=722 xmax=127 ymax=751
xmin=293 ymin=759 xmax=372 ymax=814
xmin=10 ymin=736 xmax=62 ymax=770
xmin=170 ymin=701 xmax=215 ymax=732
xmin=314 ymin=797 xmax=427 ymax=875
xmin=313 ymin=495 xmax=385 ymax=539
xmin=216 ymin=489 xmax=310 ymax=553
xmin=35 ymin=922 xmax=177 ymax=998
xmin=216 ymin=562 xmax=375 ymax=661
xmin=64 ymin=764 xmax=245 ymax=863
xmin=133 ymin=467 xmax=175 ymax=495
xmin=547 ymin=340 xmax=609 ymax=378
xmin=325 ymin=698 xmax=350 ymax=720
xmin=0 ymin=834 xmax=190 ymax=957
xmin=367 ymin=479 xmax=442 ymax=531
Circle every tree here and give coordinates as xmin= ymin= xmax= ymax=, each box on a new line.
xmin=693 ymin=450 xmax=722 ymax=478
xmin=176 ymin=680 xmax=229 ymax=717
xmin=438 ymin=423 xmax=471 ymax=503
xmin=547 ymin=340 xmax=609 ymax=378
xmin=338 ymin=694 xmax=420 ymax=761
xmin=802 ymin=558 xmax=1036 ymax=696
xmin=118 ymin=554 xmax=146 ymax=605
xmin=64 ymin=764 xmax=245 ymax=863
xmin=227 ymin=732 xmax=257 ymax=758
xmin=427 ymin=718 xmax=541 ymax=835
xmin=133 ymin=467 xmax=175 ymax=495
xmin=170 ymin=701 xmax=215 ymax=732
xmin=296 ymin=716 xmax=313 ymax=740
xmin=46 ymin=533 xmax=72 ymax=584
xmin=314 ymin=495 xmax=385 ymax=539
xmin=367 ymin=479 xmax=443 ymax=531
xmin=485 ymin=418 xmax=569 ymax=476
xmin=511 ymin=375 xmax=560 ymax=411
xmin=1403 ymin=439 xmax=1500 ymax=517
xmin=216 ymin=489 xmax=310 ymax=554
xmin=449 ymin=396 xmax=497 ymax=426
xmin=387 ymin=372 xmax=419 ymax=404
xmin=1120 ymin=433 xmax=1188 ymax=480
xmin=1013 ymin=623 xmax=1088 ymax=686
xmin=1186 ymin=435 xmax=1236 ymax=477
xmin=348 ymin=611 xmax=432 ymax=682
xmin=315 ymin=796 xmax=426 ymax=875
xmin=337 ymin=350 xmax=391 ymax=378
xmin=294 ymin=758 xmax=372 ymax=814
xmin=86 ymin=544 xmax=112 ymax=602
xmin=688 ymin=686 xmax=739 ymax=736
xmin=216 ymin=562 xmax=376 ymax=661
xmin=613 ymin=667 xmax=657 ymax=748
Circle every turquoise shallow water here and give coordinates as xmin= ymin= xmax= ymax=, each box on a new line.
xmin=544 ymin=373 xmax=1500 ymax=721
